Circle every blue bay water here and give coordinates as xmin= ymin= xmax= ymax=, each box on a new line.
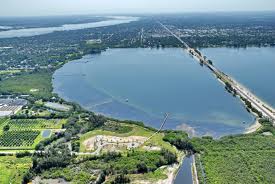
xmin=202 ymin=47 xmax=275 ymax=107
xmin=53 ymin=48 xmax=255 ymax=137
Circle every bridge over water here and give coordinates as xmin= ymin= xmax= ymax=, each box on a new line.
xmin=159 ymin=22 xmax=275 ymax=125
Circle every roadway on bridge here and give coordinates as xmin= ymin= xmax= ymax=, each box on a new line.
xmin=159 ymin=22 xmax=275 ymax=125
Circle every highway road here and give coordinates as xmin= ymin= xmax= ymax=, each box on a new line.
xmin=159 ymin=22 xmax=275 ymax=125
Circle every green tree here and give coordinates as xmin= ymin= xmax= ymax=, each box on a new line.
xmin=137 ymin=162 xmax=148 ymax=173
xmin=3 ymin=124 xmax=10 ymax=132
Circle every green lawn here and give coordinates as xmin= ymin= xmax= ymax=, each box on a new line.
xmin=0 ymin=156 xmax=32 ymax=184
xmin=0 ymin=71 xmax=53 ymax=98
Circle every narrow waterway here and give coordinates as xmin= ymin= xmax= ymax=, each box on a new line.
xmin=174 ymin=156 xmax=193 ymax=184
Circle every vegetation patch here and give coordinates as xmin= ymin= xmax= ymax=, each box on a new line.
xmin=191 ymin=119 xmax=275 ymax=184
xmin=25 ymin=119 xmax=181 ymax=184
xmin=0 ymin=118 xmax=8 ymax=134
xmin=0 ymin=156 xmax=32 ymax=184
xmin=0 ymin=130 xmax=40 ymax=148
xmin=0 ymin=70 xmax=21 ymax=75
xmin=35 ymin=150 xmax=176 ymax=184
xmin=163 ymin=130 xmax=193 ymax=151
xmin=0 ymin=118 xmax=66 ymax=150
xmin=8 ymin=119 xmax=66 ymax=130
xmin=102 ymin=121 xmax=133 ymax=134
xmin=128 ymin=167 xmax=168 ymax=182
xmin=0 ymin=71 xmax=53 ymax=98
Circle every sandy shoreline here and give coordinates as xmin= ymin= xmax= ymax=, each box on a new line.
xmin=244 ymin=118 xmax=261 ymax=134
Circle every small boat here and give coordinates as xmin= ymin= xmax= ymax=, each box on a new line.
xmin=125 ymin=99 xmax=129 ymax=102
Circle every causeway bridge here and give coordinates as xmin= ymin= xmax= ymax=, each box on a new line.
xmin=159 ymin=22 xmax=275 ymax=125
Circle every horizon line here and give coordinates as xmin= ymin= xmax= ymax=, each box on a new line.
xmin=1 ymin=10 xmax=275 ymax=18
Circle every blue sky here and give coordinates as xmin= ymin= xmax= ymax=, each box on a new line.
xmin=1 ymin=0 xmax=275 ymax=16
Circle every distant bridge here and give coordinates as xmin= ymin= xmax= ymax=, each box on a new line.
xmin=159 ymin=22 xmax=275 ymax=125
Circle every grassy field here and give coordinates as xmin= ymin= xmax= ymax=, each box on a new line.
xmin=192 ymin=123 xmax=275 ymax=184
xmin=0 ymin=71 xmax=53 ymax=97
xmin=0 ymin=156 xmax=32 ymax=184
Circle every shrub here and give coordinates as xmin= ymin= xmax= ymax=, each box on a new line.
xmin=16 ymin=151 xmax=32 ymax=158
xmin=111 ymin=174 xmax=130 ymax=184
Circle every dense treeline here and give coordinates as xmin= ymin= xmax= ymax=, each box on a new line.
xmin=163 ymin=130 xmax=194 ymax=152
xmin=23 ymin=147 xmax=177 ymax=183
xmin=190 ymin=120 xmax=275 ymax=184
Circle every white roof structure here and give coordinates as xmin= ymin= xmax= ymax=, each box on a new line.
xmin=0 ymin=111 xmax=13 ymax=117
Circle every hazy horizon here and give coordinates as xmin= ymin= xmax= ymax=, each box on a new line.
xmin=1 ymin=0 xmax=275 ymax=17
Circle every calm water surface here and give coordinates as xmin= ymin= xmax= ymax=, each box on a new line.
xmin=174 ymin=156 xmax=193 ymax=184
xmin=42 ymin=130 xmax=51 ymax=138
xmin=202 ymin=47 xmax=275 ymax=107
xmin=53 ymin=48 xmax=254 ymax=137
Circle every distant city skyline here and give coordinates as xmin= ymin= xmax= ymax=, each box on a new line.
xmin=1 ymin=0 xmax=275 ymax=17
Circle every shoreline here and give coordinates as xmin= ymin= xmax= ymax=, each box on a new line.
xmin=192 ymin=155 xmax=199 ymax=184
xmin=244 ymin=118 xmax=261 ymax=134
xmin=52 ymin=48 xmax=264 ymax=184
xmin=217 ymin=74 xmax=263 ymax=135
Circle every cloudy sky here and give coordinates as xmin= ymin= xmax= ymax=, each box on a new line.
xmin=1 ymin=0 xmax=275 ymax=17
